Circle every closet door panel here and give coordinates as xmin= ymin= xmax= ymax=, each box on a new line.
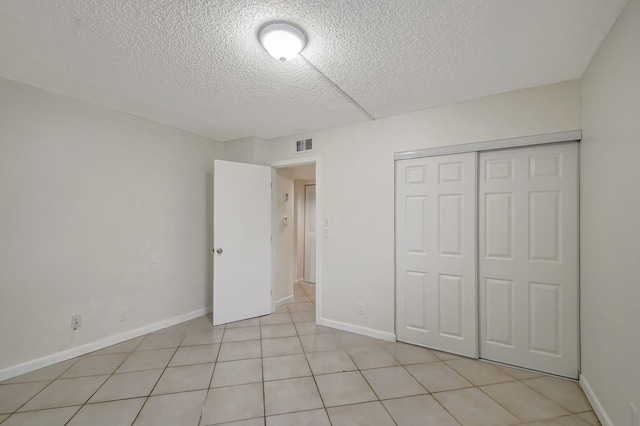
xmin=479 ymin=143 xmax=578 ymax=378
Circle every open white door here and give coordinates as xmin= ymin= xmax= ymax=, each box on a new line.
xmin=213 ymin=160 xmax=272 ymax=325
xmin=395 ymin=152 xmax=477 ymax=357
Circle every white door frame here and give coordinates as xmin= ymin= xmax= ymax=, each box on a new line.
xmin=271 ymin=157 xmax=322 ymax=323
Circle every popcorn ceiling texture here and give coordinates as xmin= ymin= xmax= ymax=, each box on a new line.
xmin=0 ymin=0 xmax=628 ymax=141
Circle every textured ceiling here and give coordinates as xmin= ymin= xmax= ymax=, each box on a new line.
xmin=0 ymin=0 xmax=628 ymax=141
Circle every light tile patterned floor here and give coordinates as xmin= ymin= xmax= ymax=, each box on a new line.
xmin=0 ymin=283 xmax=599 ymax=425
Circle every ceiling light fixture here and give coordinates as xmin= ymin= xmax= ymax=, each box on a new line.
xmin=259 ymin=22 xmax=306 ymax=62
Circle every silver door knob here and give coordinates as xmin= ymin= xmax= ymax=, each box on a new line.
xmin=216 ymin=248 xmax=223 ymax=254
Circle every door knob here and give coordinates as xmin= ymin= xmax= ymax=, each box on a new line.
xmin=215 ymin=248 xmax=223 ymax=254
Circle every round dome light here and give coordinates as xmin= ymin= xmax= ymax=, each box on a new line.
xmin=259 ymin=22 xmax=306 ymax=62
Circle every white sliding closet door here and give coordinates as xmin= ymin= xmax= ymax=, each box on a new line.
xmin=479 ymin=143 xmax=579 ymax=378
xmin=396 ymin=153 xmax=477 ymax=357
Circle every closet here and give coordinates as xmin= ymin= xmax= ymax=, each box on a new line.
xmin=395 ymin=140 xmax=579 ymax=378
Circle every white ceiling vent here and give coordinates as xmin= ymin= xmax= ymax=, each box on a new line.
xmin=296 ymin=138 xmax=313 ymax=153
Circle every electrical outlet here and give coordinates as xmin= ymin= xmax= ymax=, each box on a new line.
xmin=356 ymin=302 xmax=364 ymax=315
xmin=120 ymin=308 xmax=128 ymax=322
xmin=630 ymin=402 xmax=638 ymax=426
xmin=71 ymin=314 xmax=81 ymax=330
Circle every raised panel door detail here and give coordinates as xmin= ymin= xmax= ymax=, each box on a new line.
xmin=529 ymin=282 xmax=561 ymax=356
xmin=485 ymin=193 xmax=513 ymax=259
xmin=485 ymin=278 xmax=514 ymax=347
xmin=439 ymin=162 xmax=463 ymax=183
xmin=406 ymin=272 xmax=427 ymax=330
xmin=406 ymin=196 xmax=427 ymax=253
xmin=530 ymin=154 xmax=562 ymax=179
xmin=486 ymin=159 xmax=513 ymax=181
xmin=439 ymin=194 xmax=462 ymax=256
xmin=406 ymin=166 xmax=427 ymax=185
xmin=439 ymin=274 xmax=463 ymax=338
xmin=529 ymin=191 xmax=560 ymax=262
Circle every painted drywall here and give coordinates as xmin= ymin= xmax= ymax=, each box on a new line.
xmin=223 ymin=136 xmax=269 ymax=165
xmin=274 ymin=169 xmax=295 ymax=302
xmin=267 ymin=80 xmax=581 ymax=334
xmin=580 ymin=0 xmax=640 ymax=423
xmin=0 ymin=78 xmax=223 ymax=372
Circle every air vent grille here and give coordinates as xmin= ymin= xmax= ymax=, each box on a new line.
xmin=296 ymin=138 xmax=313 ymax=153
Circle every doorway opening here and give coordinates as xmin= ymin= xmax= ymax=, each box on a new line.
xmin=271 ymin=158 xmax=320 ymax=323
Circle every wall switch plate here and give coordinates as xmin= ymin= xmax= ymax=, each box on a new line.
xmin=71 ymin=314 xmax=81 ymax=330
xmin=323 ymin=216 xmax=331 ymax=227
xmin=356 ymin=302 xmax=364 ymax=315
xmin=120 ymin=308 xmax=128 ymax=322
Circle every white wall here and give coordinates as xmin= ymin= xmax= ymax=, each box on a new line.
xmin=580 ymin=0 xmax=640 ymax=424
xmin=223 ymin=136 xmax=269 ymax=165
xmin=0 ymin=78 xmax=223 ymax=374
xmin=274 ymin=169 xmax=294 ymax=303
xmin=267 ymin=81 xmax=581 ymax=334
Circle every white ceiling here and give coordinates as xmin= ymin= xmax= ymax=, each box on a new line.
xmin=0 ymin=0 xmax=628 ymax=142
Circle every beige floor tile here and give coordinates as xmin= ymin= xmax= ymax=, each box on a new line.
xmin=60 ymin=353 xmax=128 ymax=378
xmin=315 ymin=371 xmax=377 ymax=407
xmin=152 ymin=363 xmax=214 ymax=394
xmin=90 ymin=337 xmax=144 ymax=356
xmin=305 ymin=349 xmax=357 ymax=375
xmin=223 ymin=327 xmax=261 ymax=343
xmin=19 ymin=375 xmax=109 ymax=412
xmin=264 ymin=377 xmax=323 ymax=416
xmin=0 ymin=414 xmax=7 ymax=423
xmin=346 ymin=346 xmax=399 ymax=370
xmin=201 ymin=383 xmax=264 ymax=425
xmin=384 ymin=342 xmax=439 ymax=365
xmin=481 ymin=381 xmax=569 ymax=422
xmin=261 ymin=323 xmax=298 ymax=339
xmin=361 ymin=366 xmax=427 ymax=399
xmin=497 ymin=364 xmax=542 ymax=380
xmin=226 ymin=317 xmax=262 ymax=329
xmin=152 ymin=322 xmax=191 ymax=334
xmin=431 ymin=349 xmax=463 ymax=361
xmin=290 ymin=312 xmax=316 ymax=323
xmin=133 ymin=390 xmax=207 ymax=426
xmin=215 ymin=419 xmax=265 ymax=426
xmin=116 ymin=348 xmax=176 ymax=373
xmin=327 ymin=401 xmax=395 ymax=426
xmin=294 ymin=294 xmax=311 ymax=302
xmin=523 ymin=377 xmax=592 ymax=413
xmin=66 ymin=398 xmax=145 ymax=426
xmin=300 ymin=334 xmax=343 ymax=353
xmin=89 ymin=369 xmax=163 ymax=403
xmin=383 ymin=394 xmax=461 ymax=426
xmin=211 ymin=358 xmax=262 ymax=388
xmin=263 ymin=354 xmax=311 ymax=381
xmin=168 ymin=344 xmax=220 ymax=366
xmin=0 ymin=381 xmax=51 ymax=413
xmin=333 ymin=331 xmax=386 ymax=349
xmin=405 ymin=362 xmax=473 ymax=392
xmin=433 ymin=387 xmax=520 ymax=426
xmin=294 ymin=322 xmax=332 ymax=336
xmin=445 ymin=358 xmax=516 ymax=386
xmin=273 ymin=305 xmax=289 ymax=314
xmin=1 ymin=406 xmax=79 ymax=426
xmin=524 ymin=414 xmax=592 ymax=425
xmin=185 ymin=316 xmax=216 ymax=332
xmin=136 ymin=332 xmax=185 ymax=351
xmin=181 ymin=329 xmax=224 ymax=346
xmin=262 ymin=337 xmax=303 ymax=357
xmin=218 ymin=340 xmax=262 ymax=361
xmin=266 ymin=409 xmax=330 ymax=426
xmin=1 ymin=359 xmax=78 ymax=384
xmin=287 ymin=302 xmax=315 ymax=313
xmin=576 ymin=411 xmax=601 ymax=426
xmin=260 ymin=313 xmax=293 ymax=325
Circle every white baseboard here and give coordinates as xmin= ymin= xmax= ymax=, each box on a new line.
xmin=0 ymin=306 xmax=212 ymax=382
xmin=318 ymin=317 xmax=396 ymax=342
xmin=580 ymin=374 xmax=613 ymax=426
xmin=294 ymin=278 xmax=303 ymax=284
xmin=276 ymin=295 xmax=294 ymax=307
